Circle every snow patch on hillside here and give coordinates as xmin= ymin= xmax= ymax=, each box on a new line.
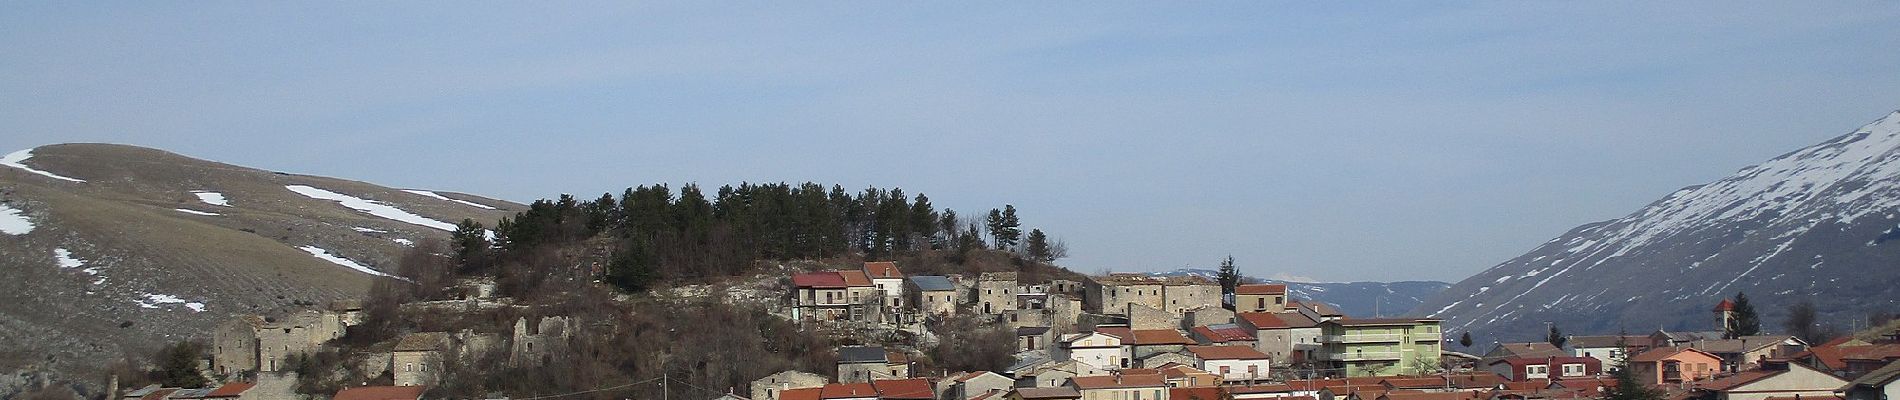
xmin=54 ymin=248 xmax=84 ymax=269
xmin=191 ymin=191 xmax=231 ymax=207
xmin=0 ymin=204 xmax=34 ymax=235
xmin=403 ymin=189 xmax=498 ymax=210
xmin=1 ymin=148 xmax=86 ymax=182
xmin=136 ymin=293 xmax=205 ymax=312
xmin=175 ymin=208 xmax=220 ymax=216
xmin=286 ymin=185 xmax=457 ymax=231
xmin=298 ymin=245 xmax=398 ymax=278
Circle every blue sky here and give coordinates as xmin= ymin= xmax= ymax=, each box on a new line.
xmin=5 ymin=3 xmax=1900 ymax=282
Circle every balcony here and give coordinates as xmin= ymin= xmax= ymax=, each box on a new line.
xmin=1322 ymin=333 xmax=1403 ymax=343
xmin=1326 ymin=351 xmax=1403 ymax=361
xmin=1413 ymin=332 xmax=1442 ymax=342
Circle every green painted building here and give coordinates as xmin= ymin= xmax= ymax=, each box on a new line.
xmin=1315 ymin=318 xmax=1443 ymax=377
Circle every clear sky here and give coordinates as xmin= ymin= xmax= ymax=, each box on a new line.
xmin=4 ymin=3 xmax=1899 ymax=282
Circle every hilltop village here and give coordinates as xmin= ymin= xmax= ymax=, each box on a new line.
xmin=116 ymin=260 xmax=1900 ymax=400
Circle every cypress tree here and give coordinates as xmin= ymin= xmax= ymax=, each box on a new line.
xmin=1458 ymin=331 xmax=1473 ymax=348
xmin=1547 ymin=324 xmax=1567 ymax=348
xmin=1217 ymin=256 xmax=1240 ymax=296
xmin=1728 ymin=292 xmax=1761 ymax=338
xmin=1025 ymin=229 xmax=1051 ymax=262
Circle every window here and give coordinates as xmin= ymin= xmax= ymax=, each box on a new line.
xmin=1248 ymin=365 xmax=1259 ymax=376
xmin=1526 ymin=365 xmax=1549 ymax=378
xmin=1562 ymin=363 xmax=1586 ymax=377
xmin=1275 ymin=297 xmax=1284 ymax=305
xmin=406 ymin=362 xmax=414 ymax=372
xmin=1221 ymin=365 xmax=1231 ymax=374
xmin=1257 ymin=298 xmax=1266 ymax=308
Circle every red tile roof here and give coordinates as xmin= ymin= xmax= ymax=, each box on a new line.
xmin=333 ymin=386 xmax=426 ymax=400
xmin=871 ymin=378 xmax=934 ymax=400
xmin=820 ymin=383 xmax=879 ymax=399
xmin=1488 ymin=356 xmax=1603 ymax=368
xmin=1131 ymin=329 xmax=1196 ymax=346
xmin=780 ymin=387 xmax=824 ymax=400
xmin=203 ymin=382 xmax=255 ymax=398
xmin=1070 ymin=374 xmax=1167 ymax=389
xmin=793 ymin=272 xmax=847 ymax=288
xmin=864 ymin=262 xmax=903 ymax=279
xmin=838 ymin=270 xmax=874 ymax=287
xmin=1093 ymin=327 xmax=1133 ymax=341
xmin=1238 ymin=312 xmax=1288 ymax=329
xmin=1171 ymin=387 xmax=1226 ymax=400
xmin=1713 ymin=299 xmax=1736 ymax=312
xmin=1698 ymin=370 xmax=1783 ymax=391
xmin=1186 ymin=345 xmax=1270 ymax=360
xmin=140 ymin=388 xmax=179 ymax=400
xmin=1236 ymin=284 xmax=1287 ymax=295
xmin=1193 ymin=325 xmax=1255 ymax=343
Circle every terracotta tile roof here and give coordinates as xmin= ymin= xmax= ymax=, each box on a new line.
xmin=1238 ymin=312 xmax=1288 ymax=329
xmin=1226 ymin=383 xmax=1294 ymax=394
xmin=871 ymin=378 xmax=933 ymax=400
xmin=1171 ymin=387 xmax=1226 ymax=400
xmin=1379 ymin=377 xmax=1452 ymax=389
xmin=863 ymin=262 xmax=903 ymax=279
xmin=1842 ymin=360 xmax=1900 ymax=390
xmin=1013 ymin=387 xmax=1082 ymax=399
xmin=1071 ymin=374 xmax=1167 ymax=389
xmin=1331 ymin=318 xmax=1437 ymax=327
xmin=1380 ymin=391 xmax=1488 ymax=400
xmin=1159 ymin=364 xmax=1211 ymax=378
xmin=969 ymin=390 xmax=1001 ymax=400
xmin=1713 ymin=299 xmax=1736 ymax=312
xmin=203 ymin=383 xmax=254 ymax=398
xmin=1697 ymin=370 xmax=1782 ymax=391
xmin=1490 ymin=343 xmax=1568 ymax=359
xmin=141 ymin=388 xmax=179 ymax=400
xmin=1186 ymin=345 xmax=1270 ymax=360
xmin=820 ymin=383 xmax=879 ymax=399
xmin=885 ymin=350 xmax=910 ymax=364
xmin=1446 ymin=373 xmax=1511 ymax=389
xmin=1193 ymin=324 xmax=1255 ymax=343
xmin=779 ymin=387 xmax=823 ymax=400
xmin=332 ymin=386 xmax=426 ymax=400
xmin=1488 ymin=356 xmax=1602 ymax=368
xmin=793 ymin=272 xmax=848 ymax=288
xmin=1568 ymin=335 xmax=1646 ymax=349
xmin=838 ymin=270 xmax=874 ymax=287
xmin=1093 ymin=327 xmax=1133 ymax=341
xmin=1131 ymin=329 xmax=1196 ymax=346
xmin=1631 ymin=347 xmax=1722 ymax=363
xmin=1236 ymin=284 xmax=1287 ymax=295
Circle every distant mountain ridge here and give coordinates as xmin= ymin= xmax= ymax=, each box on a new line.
xmin=1149 ymin=268 xmax=1450 ymax=318
xmin=1415 ymin=110 xmax=1900 ymax=342
xmin=0 ymin=143 xmax=520 ymax=389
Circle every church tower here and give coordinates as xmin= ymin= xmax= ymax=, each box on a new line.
xmin=1713 ymin=298 xmax=1737 ymax=332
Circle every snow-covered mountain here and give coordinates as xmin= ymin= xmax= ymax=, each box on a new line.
xmin=1416 ymin=110 xmax=1900 ymax=342
xmin=1149 ymin=268 xmax=1450 ymax=317
xmin=0 ymin=144 xmax=519 ymax=389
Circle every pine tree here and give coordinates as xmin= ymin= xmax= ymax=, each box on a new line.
xmin=450 ymin=219 xmax=490 ymax=272
xmin=1217 ymin=256 xmax=1240 ymax=296
xmin=1458 ymin=331 xmax=1473 ymax=348
xmin=154 ymin=341 xmax=209 ymax=388
xmin=1025 ymin=229 xmax=1052 ymax=262
xmin=1728 ymin=292 xmax=1762 ymax=338
xmin=986 ymin=208 xmax=1005 ymax=249
xmin=1602 ymin=332 xmax=1664 ymax=400
xmin=1547 ymin=324 xmax=1567 ymax=348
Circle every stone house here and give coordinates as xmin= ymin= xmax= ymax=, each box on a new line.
xmin=871 ymin=378 xmax=935 ymax=400
xmin=1015 ymin=360 xmax=1104 ymax=388
xmin=1234 ymin=284 xmax=1288 ymax=313
xmin=977 ymin=272 xmax=1020 ymax=315
xmin=837 ymin=346 xmax=908 ymax=383
xmin=1181 ymin=306 xmax=1235 ymax=330
xmin=212 ymin=308 xmax=353 ymax=375
xmin=510 ymin=315 xmax=575 ymax=367
xmin=947 ymin=371 xmax=1014 ymax=400
xmin=1126 ymin=304 xmax=1182 ymax=331
xmin=1128 ymin=330 xmax=1197 ymax=360
xmin=1140 ymin=352 xmax=1201 ymax=370
xmin=1084 ymin=274 xmax=1219 ymax=315
xmin=1020 ymin=327 xmax=1055 ymax=352
xmin=751 ymin=370 xmax=828 ymax=400
xmin=1239 ymin=311 xmax=1322 ymax=365
xmin=1009 ymin=387 xmax=1083 ymax=400
xmin=793 ymin=271 xmax=881 ymax=322
xmin=909 ymin=275 xmax=959 ymax=317
xmin=392 ymin=332 xmax=449 ymax=386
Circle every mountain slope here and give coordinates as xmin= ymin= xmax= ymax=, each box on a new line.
xmin=0 ymin=143 xmax=519 ymax=382
xmin=1151 ymin=268 xmax=1450 ymax=317
xmin=1416 ymin=110 xmax=1900 ymax=341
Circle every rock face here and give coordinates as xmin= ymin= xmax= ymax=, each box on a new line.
xmin=1149 ymin=268 xmax=1450 ymax=318
xmin=0 ymin=143 xmax=519 ymax=386
xmin=1417 ymin=110 xmax=1900 ymax=342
